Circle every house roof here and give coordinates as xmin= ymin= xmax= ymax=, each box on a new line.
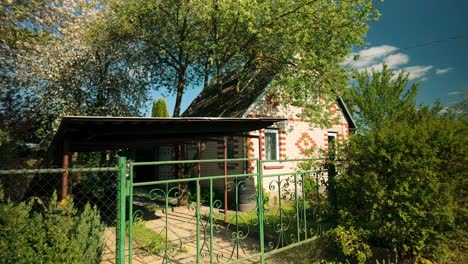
xmin=51 ymin=116 xmax=285 ymax=153
xmin=183 ymin=67 xmax=276 ymax=118
xmin=336 ymin=96 xmax=357 ymax=131
xmin=182 ymin=74 xmax=357 ymax=131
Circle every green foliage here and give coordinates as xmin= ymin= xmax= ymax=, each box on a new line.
xmin=335 ymin=106 xmax=468 ymax=261
xmin=104 ymin=0 xmax=379 ymax=117
xmin=1 ymin=0 xmax=150 ymax=158
xmin=0 ymin=190 xmax=105 ymax=263
xmin=327 ymin=226 xmax=372 ymax=264
xmin=0 ymin=129 xmax=15 ymax=166
xmin=132 ymin=218 xmax=167 ymax=255
xmin=269 ymin=236 xmax=335 ymax=263
xmin=346 ymin=64 xmax=418 ymax=132
xmin=131 ymin=217 xmax=186 ymax=255
xmin=151 ymin=98 xmax=170 ymax=117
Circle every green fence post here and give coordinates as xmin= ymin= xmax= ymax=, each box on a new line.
xmin=209 ymin=178 xmax=214 ymax=264
xmin=257 ymin=159 xmax=265 ymax=264
xmin=302 ymin=174 xmax=308 ymax=240
xmin=128 ymin=165 xmax=134 ymax=264
xmin=116 ymin=157 xmax=127 ymax=264
xmin=196 ymin=179 xmax=201 ymax=263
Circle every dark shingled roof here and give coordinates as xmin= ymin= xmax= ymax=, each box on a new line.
xmin=183 ymin=67 xmax=275 ymax=118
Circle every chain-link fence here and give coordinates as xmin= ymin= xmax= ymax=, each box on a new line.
xmin=0 ymin=166 xmax=119 ymax=263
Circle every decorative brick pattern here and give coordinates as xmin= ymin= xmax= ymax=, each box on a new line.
xmin=259 ymin=129 xmax=265 ymax=160
xmin=323 ymin=133 xmax=329 ymax=152
xmin=279 ymin=130 xmax=287 ymax=159
xmin=295 ymin=132 xmax=317 ymax=157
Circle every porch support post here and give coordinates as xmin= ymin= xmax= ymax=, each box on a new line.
xmin=61 ymin=141 xmax=70 ymax=201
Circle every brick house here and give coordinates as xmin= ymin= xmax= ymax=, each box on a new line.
xmin=181 ymin=73 xmax=356 ymax=208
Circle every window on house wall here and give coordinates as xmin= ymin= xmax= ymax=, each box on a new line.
xmin=265 ymin=129 xmax=279 ymax=160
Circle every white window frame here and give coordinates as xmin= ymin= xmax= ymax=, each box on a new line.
xmin=264 ymin=129 xmax=279 ymax=160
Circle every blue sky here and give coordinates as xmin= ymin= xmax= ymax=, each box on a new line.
xmin=147 ymin=0 xmax=468 ymax=116
xmin=348 ymin=0 xmax=468 ymax=108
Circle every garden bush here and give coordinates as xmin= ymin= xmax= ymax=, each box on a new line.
xmin=334 ymin=107 xmax=467 ymax=262
xmin=0 ymin=188 xmax=105 ymax=263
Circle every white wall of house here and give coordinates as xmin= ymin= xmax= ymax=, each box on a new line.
xmin=244 ymin=98 xmax=351 ymax=201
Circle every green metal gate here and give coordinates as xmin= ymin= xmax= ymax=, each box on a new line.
xmin=116 ymin=157 xmax=328 ymax=263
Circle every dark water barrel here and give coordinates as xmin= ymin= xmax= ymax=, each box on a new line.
xmin=238 ymin=178 xmax=257 ymax=211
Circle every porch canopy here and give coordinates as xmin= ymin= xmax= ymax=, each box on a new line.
xmin=52 ymin=116 xmax=285 ymax=154
xmin=51 ymin=116 xmax=285 ymax=200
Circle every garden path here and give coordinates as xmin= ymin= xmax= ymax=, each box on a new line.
xmin=101 ymin=205 xmax=280 ymax=263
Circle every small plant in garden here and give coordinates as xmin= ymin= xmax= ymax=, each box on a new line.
xmin=327 ymin=226 xmax=372 ymax=263
xmin=132 ymin=219 xmax=167 ymax=254
xmin=131 ymin=218 xmax=185 ymax=255
xmin=0 ymin=188 xmax=105 ymax=263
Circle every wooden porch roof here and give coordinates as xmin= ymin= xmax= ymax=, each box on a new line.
xmin=51 ymin=116 xmax=285 ymax=153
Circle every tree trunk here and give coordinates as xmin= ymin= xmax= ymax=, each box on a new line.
xmin=173 ymin=68 xmax=186 ymax=117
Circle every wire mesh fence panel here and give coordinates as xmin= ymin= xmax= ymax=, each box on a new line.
xmin=0 ymin=167 xmax=119 ymax=264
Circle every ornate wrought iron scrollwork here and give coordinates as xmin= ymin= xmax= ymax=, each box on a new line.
xmin=133 ymin=209 xmax=144 ymax=221
xmin=221 ymin=179 xmax=257 ymax=262
xmin=143 ymin=185 xmax=185 ymax=260
xmin=264 ymin=176 xmax=294 ymax=251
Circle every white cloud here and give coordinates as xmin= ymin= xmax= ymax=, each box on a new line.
xmin=400 ymin=66 xmax=433 ymax=80
xmin=439 ymin=107 xmax=450 ymax=114
xmin=359 ymin=45 xmax=399 ymax=57
xmin=448 ymin=91 xmax=462 ymax=96
xmin=345 ymin=45 xmax=437 ymax=81
xmin=343 ymin=45 xmax=398 ymax=69
xmin=383 ymin=53 xmax=409 ymax=69
xmin=435 ymin=67 xmax=453 ymax=75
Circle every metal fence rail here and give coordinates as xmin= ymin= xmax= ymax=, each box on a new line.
xmin=119 ymin=158 xmax=329 ymax=264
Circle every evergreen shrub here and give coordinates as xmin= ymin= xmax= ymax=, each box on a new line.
xmin=0 ymin=189 xmax=105 ymax=263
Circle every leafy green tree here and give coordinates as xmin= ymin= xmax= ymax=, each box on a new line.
xmin=346 ymin=64 xmax=418 ymax=132
xmin=31 ymin=1 xmax=150 ymax=147
xmin=0 ymin=0 xmax=71 ymax=159
xmin=104 ymin=0 xmax=379 ymax=116
xmin=335 ymin=106 xmax=467 ymax=262
xmin=151 ymin=98 xmax=170 ymax=117
xmin=1 ymin=0 xmax=151 ymax=158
